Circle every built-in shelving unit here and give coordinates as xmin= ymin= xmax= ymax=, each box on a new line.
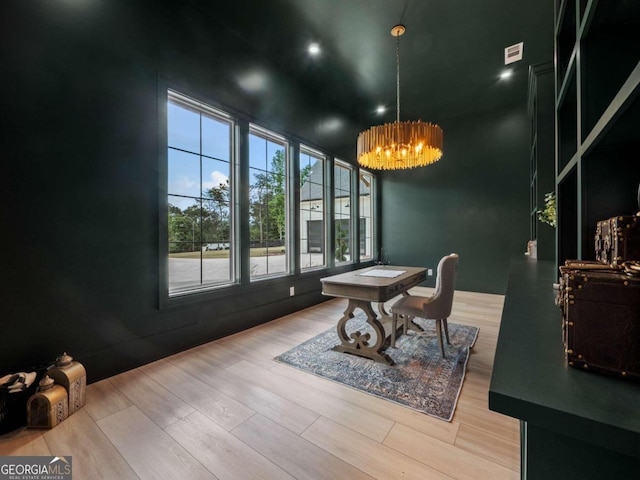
xmin=528 ymin=63 xmax=555 ymax=260
xmin=555 ymin=0 xmax=640 ymax=266
xmin=490 ymin=4 xmax=640 ymax=477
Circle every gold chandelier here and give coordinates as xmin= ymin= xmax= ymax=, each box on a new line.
xmin=357 ymin=25 xmax=443 ymax=170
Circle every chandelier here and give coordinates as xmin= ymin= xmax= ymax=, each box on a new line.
xmin=357 ymin=25 xmax=443 ymax=170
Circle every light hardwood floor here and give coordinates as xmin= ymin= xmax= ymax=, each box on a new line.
xmin=0 ymin=287 xmax=519 ymax=479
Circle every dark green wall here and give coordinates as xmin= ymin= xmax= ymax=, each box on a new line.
xmin=0 ymin=0 xmax=538 ymax=381
xmin=381 ymin=104 xmax=530 ymax=294
xmin=0 ymin=1 xmax=363 ymax=380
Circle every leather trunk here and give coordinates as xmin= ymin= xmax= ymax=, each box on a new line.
xmin=558 ymin=263 xmax=640 ymax=380
xmin=595 ymin=215 xmax=640 ymax=266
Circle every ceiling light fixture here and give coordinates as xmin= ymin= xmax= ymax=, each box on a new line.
xmin=357 ymin=25 xmax=443 ymax=170
xmin=500 ymin=69 xmax=513 ymax=80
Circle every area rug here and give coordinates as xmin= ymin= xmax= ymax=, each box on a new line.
xmin=274 ymin=314 xmax=479 ymax=422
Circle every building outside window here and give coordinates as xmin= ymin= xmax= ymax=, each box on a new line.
xmin=299 ymin=147 xmax=326 ymax=270
xmin=249 ymin=126 xmax=289 ymax=279
xmin=359 ymin=169 xmax=374 ymax=261
xmin=167 ymin=91 xmax=234 ymax=295
xmin=334 ymin=160 xmax=353 ymax=265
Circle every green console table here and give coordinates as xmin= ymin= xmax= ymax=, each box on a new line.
xmin=489 ymin=257 xmax=640 ymax=479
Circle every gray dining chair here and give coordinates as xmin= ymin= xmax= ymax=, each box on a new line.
xmin=390 ymin=253 xmax=459 ymax=357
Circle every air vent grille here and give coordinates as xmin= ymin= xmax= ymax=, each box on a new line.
xmin=504 ymin=42 xmax=524 ymax=65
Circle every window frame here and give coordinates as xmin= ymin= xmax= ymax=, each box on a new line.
xmin=358 ymin=168 xmax=376 ymax=262
xmin=163 ymin=88 xmax=237 ymax=301
xmin=248 ymin=123 xmax=291 ymax=281
xmin=299 ymin=145 xmax=328 ymax=271
xmin=333 ymin=159 xmax=355 ymax=266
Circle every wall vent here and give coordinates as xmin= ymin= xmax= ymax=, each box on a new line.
xmin=504 ymin=42 xmax=524 ymax=65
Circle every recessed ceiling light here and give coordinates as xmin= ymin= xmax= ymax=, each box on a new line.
xmin=376 ymin=105 xmax=386 ymax=114
xmin=308 ymin=43 xmax=321 ymax=55
xmin=500 ymin=69 xmax=513 ymax=80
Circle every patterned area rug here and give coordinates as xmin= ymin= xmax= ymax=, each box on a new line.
xmin=274 ymin=314 xmax=479 ymax=421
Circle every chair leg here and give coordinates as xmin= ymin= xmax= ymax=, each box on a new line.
xmin=403 ymin=315 xmax=410 ymax=335
xmin=435 ymin=319 xmax=445 ymax=358
xmin=391 ymin=313 xmax=398 ymax=348
xmin=442 ymin=318 xmax=450 ymax=344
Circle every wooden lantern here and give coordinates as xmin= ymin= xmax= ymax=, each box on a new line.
xmin=27 ymin=375 xmax=68 ymax=429
xmin=47 ymin=352 xmax=86 ymax=415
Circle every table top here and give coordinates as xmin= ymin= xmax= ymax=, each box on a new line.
xmin=489 ymin=256 xmax=640 ymax=458
xmin=321 ymin=265 xmax=427 ymax=303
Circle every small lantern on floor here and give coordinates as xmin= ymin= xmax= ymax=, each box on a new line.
xmin=27 ymin=375 xmax=68 ymax=428
xmin=47 ymin=352 xmax=86 ymax=415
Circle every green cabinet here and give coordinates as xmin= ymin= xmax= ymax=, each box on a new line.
xmin=489 ymin=257 xmax=640 ymax=479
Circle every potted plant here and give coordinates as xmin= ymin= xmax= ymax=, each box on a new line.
xmin=538 ymin=191 xmax=556 ymax=228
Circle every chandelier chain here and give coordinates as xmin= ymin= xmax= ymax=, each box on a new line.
xmin=396 ymin=32 xmax=401 ymax=124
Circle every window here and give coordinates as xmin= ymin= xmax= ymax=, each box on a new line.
xmin=167 ymin=91 xmax=234 ymax=295
xmin=299 ymin=147 xmax=326 ymax=270
xmin=359 ymin=169 xmax=375 ymax=260
xmin=334 ymin=160 xmax=353 ymax=265
xmin=249 ymin=126 xmax=289 ymax=279
xmin=164 ymin=89 xmax=377 ymax=301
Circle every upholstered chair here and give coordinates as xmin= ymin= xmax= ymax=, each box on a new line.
xmin=390 ymin=253 xmax=459 ymax=357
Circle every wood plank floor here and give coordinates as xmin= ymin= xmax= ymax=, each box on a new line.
xmin=0 ymin=287 xmax=519 ymax=479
